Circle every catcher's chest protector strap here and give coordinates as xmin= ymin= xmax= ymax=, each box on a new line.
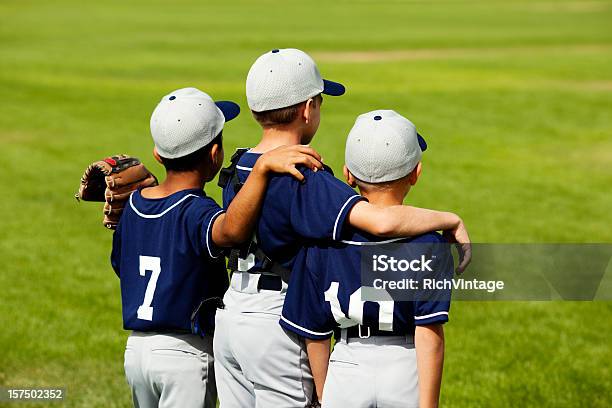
xmin=218 ymin=148 xmax=292 ymax=283
xmin=218 ymin=148 xmax=249 ymax=192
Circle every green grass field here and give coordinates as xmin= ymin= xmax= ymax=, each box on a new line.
xmin=1 ymin=0 xmax=611 ymax=406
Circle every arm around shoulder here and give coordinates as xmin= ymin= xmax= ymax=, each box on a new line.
xmin=347 ymin=201 xmax=461 ymax=237
xmin=212 ymin=145 xmax=323 ymax=248
xmin=211 ymin=166 xmax=269 ymax=248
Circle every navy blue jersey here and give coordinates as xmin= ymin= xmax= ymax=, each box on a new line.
xmin=280 ymin=230 xmax=452 ymax=339
xmin=111 ymin=188 xmax=229 ymax=333
xmin=222 ymin=150 xmax=365 ymax=272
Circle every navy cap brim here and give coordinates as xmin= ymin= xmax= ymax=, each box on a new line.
xmin=417 ymin=133 xmax=427 ymax=152
xmin=322 ymin=79 xmax=346 ymax=96
xmin=215 ymin=101 xmax=240 ymax=122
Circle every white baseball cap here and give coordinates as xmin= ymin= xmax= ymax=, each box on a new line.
xmin=345 ymin=110 xmax=428 ymax=183
xmin=150 ymin=87 xmax=240 ymax=159
xmin=246 ymin=48 xmax=345 ymax=112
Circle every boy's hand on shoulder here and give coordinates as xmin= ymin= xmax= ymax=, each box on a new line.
xmin=215 ymin=145 xmax=322 ymax=247
xmin=443 ymin=217 xmax=472 ymax=275
xmin=254 ymin=145 xmax=323 ymax=182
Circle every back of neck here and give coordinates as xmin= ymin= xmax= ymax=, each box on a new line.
xmin=251 ymin=126 xmax=303 ymax=153
xmin=359 ymin=190 xmax=406 ymax=207
xmin=141 ymin=172 xmax=204 ymax=199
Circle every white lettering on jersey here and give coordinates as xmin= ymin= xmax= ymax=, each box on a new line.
xmin=137 ymin=256 xmax=161 ymax=321
xmin=324 ymin=282 xmax=395 ymax=331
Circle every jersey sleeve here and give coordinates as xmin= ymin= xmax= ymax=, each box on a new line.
xmin=414 ymin=300 xmax=450 ymax=325
xmin=289 ymin=170 xmax=365 ymax=241
xmin=186 ymin=198 xmax=225 ymax=259
xmin=281 ymin=253 xmax=335 ymax=339
xmin=413 ymin=232 xmax=453 ymax=326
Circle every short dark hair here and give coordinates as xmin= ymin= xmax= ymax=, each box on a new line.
xmin=160 ymin=132 xmax=222 ymax=172
xmin=251 ymin=94 xmax=322 ymax=127
xmin=251 ymin=103 xmax=301 ymax=127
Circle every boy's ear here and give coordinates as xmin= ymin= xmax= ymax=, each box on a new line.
xmin=153 ymin=147 xmax=163 ymax=164
xmin=209 ymin=142 xmax=218 ymax=159
xmin=408 ymin=162 xmax=422 ymax=186
xmin=209 ymin=142 xmax=221 ymax=166
xmin=343 ymin=164 xmax=357 ymax=187
xmin=303 ymin=98 xmax=314 ymax=124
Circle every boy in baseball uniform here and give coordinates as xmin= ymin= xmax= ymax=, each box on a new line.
xmin=281 ymin=110 xmax=452 ymax=408
xmin=111 ymin=87 xmax=322 ymax=408
xmin=214 ymin=49 xmax=470 ymax=407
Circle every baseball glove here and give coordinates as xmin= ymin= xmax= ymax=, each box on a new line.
xmin=76 ymin=155 xmax=158 ymax=229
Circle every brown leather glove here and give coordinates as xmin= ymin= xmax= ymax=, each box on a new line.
xmin=76 ymin=155 xmax=158 ymax=229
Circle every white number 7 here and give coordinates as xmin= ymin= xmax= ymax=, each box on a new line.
xmin=137 ymin=256 xmax=161 ymax=321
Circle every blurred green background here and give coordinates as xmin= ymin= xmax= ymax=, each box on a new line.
xmin=1 ymin=0 xmax=611 ymax=406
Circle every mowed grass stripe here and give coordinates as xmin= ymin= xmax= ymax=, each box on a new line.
xmin=313 ymin=43 xmax=612 ymax=63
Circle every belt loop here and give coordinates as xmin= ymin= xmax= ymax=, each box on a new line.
xmin=230 ymin=272 xmax=260 ymax=294
xmin=358 ymin=325 xmax=370 ymax=339
xmin=341 ymin=328 xmax=348 ymax=343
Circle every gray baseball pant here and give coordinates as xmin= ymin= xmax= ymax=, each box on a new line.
xmin=322 ymin=332 xmax=419 ymax=408
xmin=123 ymin=331 xmax=216 ymax=408
xmin=214 ymin=272 xmax=314 ymax=407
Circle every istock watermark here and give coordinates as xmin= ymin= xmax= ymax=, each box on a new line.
xmin=372 ymin=277 xmax=505 ymax=293
xmin=360 ymin=244 xmax=612 ymax=302
xmin=372 ymin=254 xmax=434 ymax=272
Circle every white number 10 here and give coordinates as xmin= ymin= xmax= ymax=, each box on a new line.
xmin=137 ymin=256 xmax=161 ymax=321
xmin=324 ymin=281 xmax=395 ymax=331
